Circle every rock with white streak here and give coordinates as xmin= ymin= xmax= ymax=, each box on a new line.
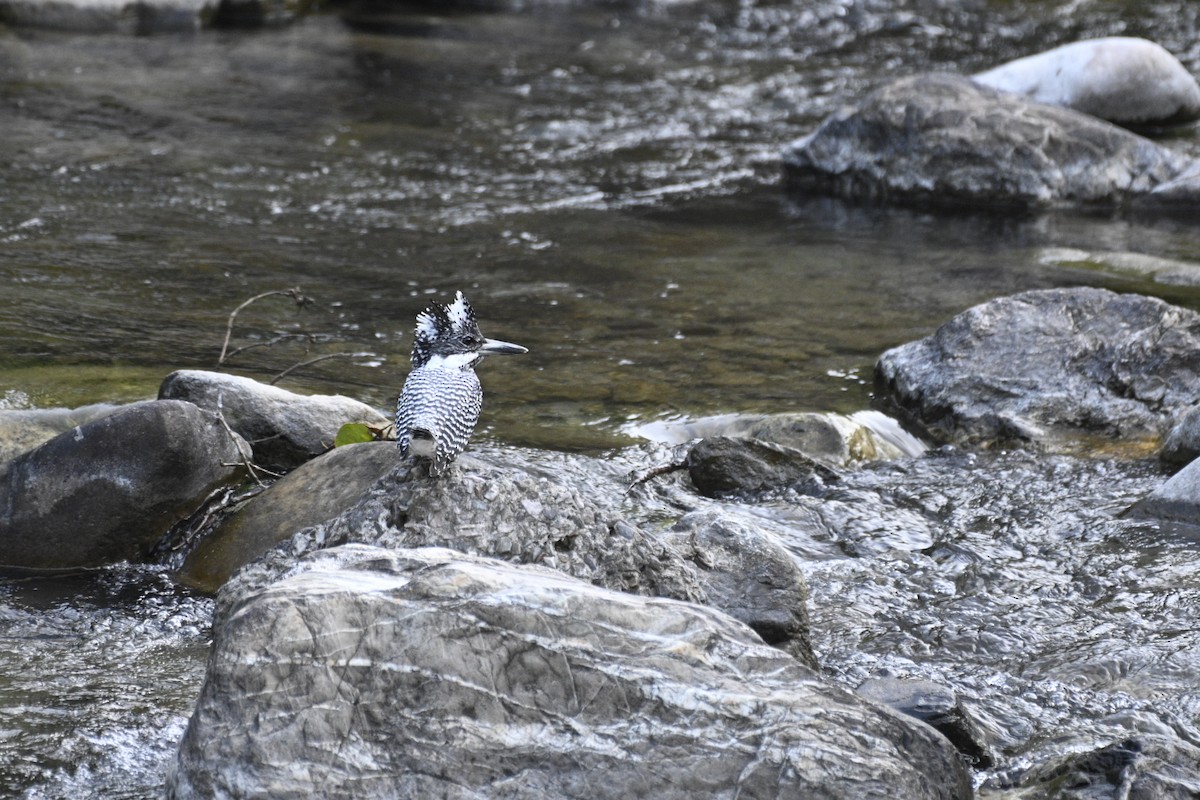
xmin=974 ymin=37 xmax=1200 ymax=128
xmin=168 ymin=545 xmax=972 ymax=800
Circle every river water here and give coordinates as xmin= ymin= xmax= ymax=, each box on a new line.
xmin=2 ymin=1 xmax=1200 ymax=796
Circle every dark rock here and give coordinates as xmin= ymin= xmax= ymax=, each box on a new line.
xmin=0 ymin=0 xmax=309 ymax=31
xmin=685 ymin=436 xmax=837 ymax=497
xmin=1160 ymin=405 xmax=1200 ymax=467
xmin=665 ymin=510 xmax=817 ymax=668
xmin=973 ymin=37 xmax=1200 ymax=128
xmin=992 ymin=735 xmax=1200 ymax=799
xmin=857 ymin=677 xmax=995 ymax=769
xmin=875 ymin=287 xmax=1200 ymax=449
xmin=159 ymin=369 xmax=388 ymax=471
xmin=0 ymin=400 xmax=245 ymax=569
xmin=0 ymin=401 xmax=152 ymax=464
xmin=177 ymin=441 xmax=404 ymax=593
xmin=168 ymin=545 xmax=973 ymax=800
xmin=783 ymin=73 xmax=1200 ymax=209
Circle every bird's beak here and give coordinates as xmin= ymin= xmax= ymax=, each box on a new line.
xmin=480 ymin=338 xmax=528 ymax=355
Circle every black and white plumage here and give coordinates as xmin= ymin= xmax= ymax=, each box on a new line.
xmin=396 ymin=291 xmax=527 ymax=476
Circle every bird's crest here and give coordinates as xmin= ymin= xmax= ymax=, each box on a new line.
xmin=412 ymin=291 xmax=477 ymax=367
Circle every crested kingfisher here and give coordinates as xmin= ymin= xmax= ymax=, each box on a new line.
xmin=396 ymin=291 xmax=527 ymax=476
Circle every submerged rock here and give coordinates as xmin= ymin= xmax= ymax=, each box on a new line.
xmin=159 ymin=369 xmax=388 ymax=471
xmin=168 ymin=545 xmax=972 ymax=800
xmin=0 ymin=400 xmax=245 ymax=569
xmin=974 ymin=37 xmax=1200 ymax=128
xmin=783 ymin=73 xmax=1200 ymax=209
xmin=177 ymin=441 xmax=404 ymax=593
xmin=875 ymin=287 xmax=1200 ymax=449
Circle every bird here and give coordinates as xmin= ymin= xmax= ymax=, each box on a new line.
xmin=396 ymin=291 xmax=527 ymax=476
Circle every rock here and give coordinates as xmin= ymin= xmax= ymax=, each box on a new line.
xmin=168 ymin=544 xmax=973 ymax=800
xmin=0 ymin=0 xmax=307 ymax=31
xmin=0 ymin=400 xmax=245 ymax=569
xmin=685 ymin=436 xmax=837 ymax=497
xmin=783 ymin=73 xmax=1200 ymax=209
xmin=974 ymin=37 xmax=1200 ymax=128
xmin=857 ymin=677 xmax=995 ymax=769
xmin=1161 ymin=405 xmax=1200 ymax=466
xmin=1127 ymin=454 xmax=1200 ymax=523
xmin=159 ymin=369 xmax=389 ymax=471
xmin=177 ymin=441 xmax=404 ymax=593
xmin=249 ymin=449 xmax=707 ymax=606
xmin=633 ymin=410 xmax=925 ymax=465
xmin=1039 ymin=247 xmax=1200 ymax=287
xmin=664 ymin=509 xmax=816 ymax=667
xmin=988 ymin=735 xmax=1200 ymax=799
xmin=0 ymin=401 xmax=152 ymax=465
xmin=875 ymin=287 xmax=1200 ymax=449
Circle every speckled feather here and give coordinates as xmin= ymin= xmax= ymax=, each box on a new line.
xmin=396 ymin=362 xmax=483 ymax=476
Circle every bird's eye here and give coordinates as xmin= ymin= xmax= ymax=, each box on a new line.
xmin=462 ymin=335 xmax=478 ymax=346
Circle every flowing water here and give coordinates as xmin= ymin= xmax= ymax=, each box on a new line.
xmin=2 ymin=1 xmax=1200 ymax=795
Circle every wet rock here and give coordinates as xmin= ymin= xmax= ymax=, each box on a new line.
xmin=1038 ymin=247 xmax=1200 ymax=287
xmin=632 ymin=410 xmax=925 ymax=465
xmin=857 ymin=677 xmax=995 ymax=769
xmin=974 ymin=37 xmax=1200 ymax=128
xmin=664 ymin=510 xmax=817 ymax=668
xmin=169 ymin=544 xmax=973 ymax=800
xmin=159 ymin=369 xmax=388 ymax=471
xmin=0 ymin=400 xmax=245 ymax=569
xmin=685 ymin=436 xmax=837 ymax=497
xmin=875 ymin=287 xmax=1200 ymax=449
xmin=783 ymin=73 xmax=1200 ymax=209
xmin=0 ymin=401 xmax=152 ymax=464
xmin=1160 ymin=405 xmax=1200 ymax=467
xmin=990 ymin=735 xmax=1200 ymax=799
xmin=1127 ymin=454 xmax=1200 ymax=523
xmin=0 ymin=0 xmax=306 ymax=31
xmin=177 ymin=441 xmax=404 ymax=593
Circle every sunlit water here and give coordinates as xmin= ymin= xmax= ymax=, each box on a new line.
xmin=2 ymin=1 xmax=1200 ymax=796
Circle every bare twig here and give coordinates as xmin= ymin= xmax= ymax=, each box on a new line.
xmin=218 ymin=287 xmax=313 ymax=366
xmin=268 ymin=352 xmax=369 ymax=385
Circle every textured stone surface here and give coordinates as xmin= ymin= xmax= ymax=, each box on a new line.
xmin=875 ymin=287 xmax=1200 ymax=448
xmin=983 ymin=736 xmax=1200 ymax=799
xmin=0 ymin=0 xmax=308 ymax=31
xmin=159 ymin=369 xmax=388 ymax=471
xmin=857 ymin=677 xmax=995 ymax=769
xmin=664 ymin=509 xmax=816 ymax=667
xmin=0 ymin=400 xmax=244 ymax=569
xmin=783 ymin=73 xmax=1200 ymax=209
xmin=1160 ymin=405 xmax=1200 ymax=466
xmin=685 ymin=436 xmax=836 ymax=497
xmin=0 ymin=401 xmax=151 ymax=465
xmin=974 ymin=37 xmax=1200 ymax=127
xmin=169 ymin=545 xmax=972 ymax=800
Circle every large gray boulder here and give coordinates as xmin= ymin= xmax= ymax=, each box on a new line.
xmin=168 ymin=545 xmax=972 ymax=800
xmin=0 ymin=399 xmax=245 ymax=569
xmin=875 ymin=287 xmax=1200 ymax=449
xmin=974 ymin=37 xmax=1200 ymax=128
xmin=783 ymin=73 xmax=1200 ymax=209
xmin=159 ymin=369 xmax=389 ymax=471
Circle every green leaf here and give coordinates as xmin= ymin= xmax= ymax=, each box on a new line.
xmin=334 ymin=422 xmax=374 ymax=447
